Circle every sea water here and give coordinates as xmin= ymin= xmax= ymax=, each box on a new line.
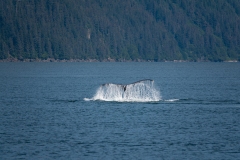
xmin=0 ymin=62 xmax=240 ymax=159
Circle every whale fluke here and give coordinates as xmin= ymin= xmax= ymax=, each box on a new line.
xmin=102 ymin=79 xmax=153 ymax=87
xmin=93 ymin=79 xmax=160 ymax=102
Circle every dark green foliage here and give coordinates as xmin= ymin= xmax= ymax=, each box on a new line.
xmin=0 ymin=0 xmax=240 ymax=61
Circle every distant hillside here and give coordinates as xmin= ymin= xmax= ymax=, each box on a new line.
xmin=1 ymin=0 xmax=240 ymax=61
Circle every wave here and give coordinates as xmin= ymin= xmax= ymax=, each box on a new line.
xmin=164 ymin=99 xmax=180 ymax=102
xmin=162 ymin=98 xmax=240 ymax=105
xmin=85 ymin=79 xmax=161 ymax=102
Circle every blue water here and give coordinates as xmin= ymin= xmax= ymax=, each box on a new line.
xmin=0 ymin=62 xmax=240 ymax=159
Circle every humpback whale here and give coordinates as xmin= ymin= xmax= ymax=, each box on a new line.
xmin=102 ymin=79 xmax=153 ymax=86
xmin=101 ymin=79 xmax=153 ymax=92
xmin=89 ymin=79 xmax=160 ymax=102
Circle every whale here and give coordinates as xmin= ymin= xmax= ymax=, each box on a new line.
xmin=88 ymin=79 xmax=160 ymax=102
xmin=101 ymin=79 xmax=154 ymax=92
xmin=101 ymin=79 xmax=153 ymax=86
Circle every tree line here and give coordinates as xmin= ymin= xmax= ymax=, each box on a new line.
xmin=1 ymin=0 xmax=240 ymax=61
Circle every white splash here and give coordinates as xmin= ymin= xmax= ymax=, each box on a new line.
xmin=165 ymin=99 xmax=179 ymax=102
xmin=85 ymin=80 xmax=161 ymax=102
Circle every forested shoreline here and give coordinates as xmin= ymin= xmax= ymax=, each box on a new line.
xmin=1 ymin=0 xmax=240 ymax=62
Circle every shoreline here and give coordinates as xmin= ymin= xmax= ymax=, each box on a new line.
xmin=0 ymin=58 xmax=238 ymax=63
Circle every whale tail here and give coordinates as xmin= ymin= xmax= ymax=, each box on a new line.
xmin=93 ymin=79 xmax=161 ymax=102
xmin=102 ymin=79 xmax=153 ymax=86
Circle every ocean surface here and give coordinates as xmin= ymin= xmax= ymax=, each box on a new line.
xmin=0 ymin=62 xmax=240 ymax=159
